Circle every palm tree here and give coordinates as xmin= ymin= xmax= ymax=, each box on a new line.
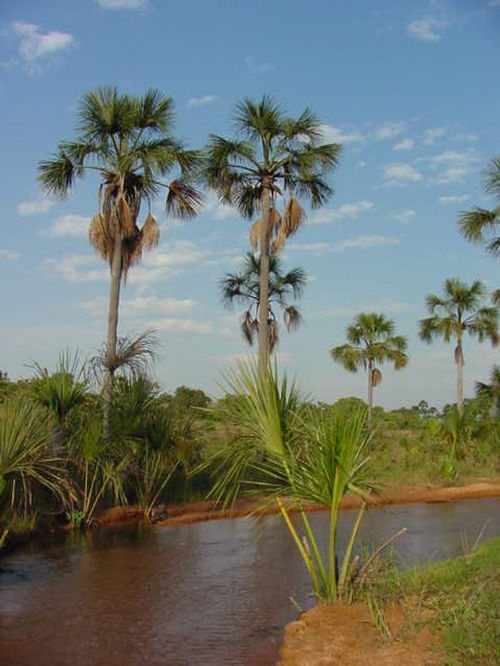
xmin=419 ymin=279 xmax=499 ymax=415
xmin=38 ymin=87 xmax=201 ymax=434
xmin=330 ymin=313 xmax=408 ymax=426
xmin=475 ymin=365 xmax=500 ymax=416
xmin=220 ymin=252 xmax=306 ymax=351
xmin=204 ymin=96 xmax=341 ymax=369
xmin=458 ymin=156 xmax=500 ymax=257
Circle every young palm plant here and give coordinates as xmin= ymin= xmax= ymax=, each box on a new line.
xmin=204 ymin=359 xmax=374 ymax=601
xmin=330 ymin=313 xmax=408 ymax=426
xmin=419 ymin=279 xmax=499 ymax=415
xmin=204 ymin=96 xmax=341 ymax=369
xmin=0 ymin=398 xmax=69 ymax=527
xmin=31 ymin=351 xmax=88 ymax=452
xmin=38 ymin=87 xmax=202 ymax=434
xmin=220 ymin=252 xmax=306 ymax=351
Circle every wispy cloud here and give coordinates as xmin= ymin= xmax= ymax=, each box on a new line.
xmin=18 ymin=198 xmax=54 ymax=216
xmin=453 ymin=133 xmax=478 ymax=144
xmin=0 ymin=250 xmax=19 ymax=262
xmin=245 ymin=56 xmax=275 ymax=73
xmin=314 ymin=299 xmax=413 ymax=318
xmin=423 ymin=127 xmax=447 ymax=145
xmin=320 ymin=123 xmax=365 ymax=145
xmin=44 ymin=240 xmax=242 ymax=284
xmin=187 ymin=95 xmax=216 ymax=108
xmin=383 ymin=163 xmax=423 ymax=186
xmin=393 ymin=209 xmax=416 ymax=224
xmin=201 ymin=191 xmax=235 ymax=220
xmin=289 ymin=235 xmax=399 ymax=254
xmin=439 ymin=194 xmax=470 ymax=204
xmin=95 ymin=0 xmax=148 ymax=9
xmin=11 ymin=21 xmax=74 ymax=73
xmin=373 ymin=122 xmax=405 ymax=141
xmin=393 ymin=138 xmax=414 ymax=151
xmin=310 ymin=201 xmax=373 ymax=224
xmin=149 ymin=318 xmax=213 ymax=334
xmin=427 ymin=151 xmax=478 ymax=184
xmin=80 ymin=294 xmax=196 ymax=318
xmin=40 ymin=214 xmax=89 ymax=237
xmin=407 ymin=17 xmax=448 ymax=42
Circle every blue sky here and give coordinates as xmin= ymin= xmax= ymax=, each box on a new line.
xmin=1 ymin=0 xmax=499 ymax=408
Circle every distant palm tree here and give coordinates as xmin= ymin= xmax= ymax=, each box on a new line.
xmin=475 ymin=365 xmax=500 ymax=416
xmin=419 ymin=279 xmax=499 ymax=415
xmin=458 ymin=156 xmax=500 ymax=257
xmin=38 ymin=87 xmax=201 ymax=434
xmin=330 ymin=313 xmax=408 ymax=425
xmin=204 ymin=96 xmax=341 ymax=369
xmin=220 ymin=252 xmax=306 ymax=351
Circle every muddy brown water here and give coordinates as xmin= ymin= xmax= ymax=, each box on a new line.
xmin=1 ymin=497 xmax=499 ymax=666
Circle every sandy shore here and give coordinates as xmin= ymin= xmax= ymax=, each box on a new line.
xmin=148 ymin=479 xmax=500 ymax=527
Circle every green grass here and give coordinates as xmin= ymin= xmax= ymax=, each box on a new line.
xmin=360 ymin=537 xmax=500 ymax=664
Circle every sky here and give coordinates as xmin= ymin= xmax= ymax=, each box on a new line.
xmin=1 ymin=0 xmax=499 ymax=409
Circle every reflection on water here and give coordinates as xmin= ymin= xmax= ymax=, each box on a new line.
xmin=0 ymin=498 xmax=499 ymax=666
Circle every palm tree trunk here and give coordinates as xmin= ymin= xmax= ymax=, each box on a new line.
xmin=258 ymin=182 xmax=271 ymax=372
xmin=367 ymin=359 xmax=373 ymax=426
xmin=456 ymin=338 xmax=464 ymax=416
xmin=102 ymin=235 xmax=123 ymax=437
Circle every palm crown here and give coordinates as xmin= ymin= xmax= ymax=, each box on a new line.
xmin=458 ymin=157 xmax=500 ymax=257
xmin=331 ymin=313 xmax=408 ymax=424
xmin=419 ymin=278 xmax=499 ymax=413
xmin=204 ymin=96 xmax=340 ymax=367
xmin=39 ymin=86 xmax=202 ymax=277
xmin=220 ymin=252 xmax=306 ymax=351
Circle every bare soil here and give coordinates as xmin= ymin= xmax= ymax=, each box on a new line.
xmin=278 ymin=601 xmax=442 ymax=666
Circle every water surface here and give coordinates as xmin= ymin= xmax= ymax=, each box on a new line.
xmin=1 ymin=497 xmax=499 ymax=665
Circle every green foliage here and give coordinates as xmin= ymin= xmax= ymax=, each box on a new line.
xmin=199 ymin=359 xmax=374 ymax=601
xmin=363 ymin=537 xmax=500 ymax=665
xmin=0 ymin=398 xmax=68 ymax=528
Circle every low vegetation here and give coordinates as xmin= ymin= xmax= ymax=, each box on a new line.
xmin=358 ymin=536 xmax=500 ymax=665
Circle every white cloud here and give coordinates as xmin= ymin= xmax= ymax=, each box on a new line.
xmin=96 ymin=0 xmax=148 ymax=8
xmin=453 ymin=133 xmax=478 ymax=143
xmin=0 ymin=250 xmax=19 ymax=262
xmin=289 ymin=235 xmax=399 ymax=253
xmin=393 ymin=138 xmax=414 ymax=151
xmin=44 ymin=255 xmax=108 ymax=283
xmin=245 ymin=56 xmax=275 ymax=73
xmin=393 ymin=209 xmax=416 ymax=224
xmin=80 ymin=294 xmax=196 ymax=318
xmin=202 ymin=191 xmax=235 ymax=220
xmin=310 ymin=200 xmax=374 ymax=224
xmin=428 ymin=151 xmax=478 ymax=184
xmin=423 ymin=127 xmax=447 ymax=145
xmin=314 ymin=299 xmax=413 ymax=318
xmin=373 ymin=122 xmax=405 ymax=141
xmin=331 ymin=235 xmax=399 ymax=252
xmin=439 ymin=194 xmax=470 ymax=204
xmin=383 ymin=163 xmax=423 ymax=185
xmin=358 ymin=161 xmax=367 ymax=168
xmin=11 ymin=22 xmax=74 ymax=71
xmin=18 ymin=198 xmax=54 ymax=216
xmin=149 ymin=318 xmax=213 ymax=334
xmin=320 ymin=123 xmax=365 ymax=145
xmin=41 ymin=214 xmax=90 ymax=238
xmin=407 ymin=17 xmax=446 ymax=42
xmin=187 ymin=95 xmax=216 ymax=108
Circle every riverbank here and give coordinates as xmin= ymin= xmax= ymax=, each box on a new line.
xmin=145 ymin=479 xmax=500 ymax=527
xmin=278 ymin=536 xmax=500 ymax=665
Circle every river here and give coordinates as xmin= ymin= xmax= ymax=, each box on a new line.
xmin=1 ymin=497 xmax=499 ymax=665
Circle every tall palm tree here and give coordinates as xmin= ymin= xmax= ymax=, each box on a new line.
xmin=220 ymin=252 xmax=306 ymax=351
xmin=204 ymin=96 xmax=341 ymax=369
xmin=38 ymin=87 xmax=201 ymax=434
xmin=419 ymin=279 xmax=499 ymax=415
xmin=458 ymin=156 xmax=500 ymax=257
xmin=331 ymin=313 xmax=408 ymax=426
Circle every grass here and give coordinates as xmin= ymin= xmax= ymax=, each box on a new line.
xmin=360 ymin=536 xmax=500 ymax=664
